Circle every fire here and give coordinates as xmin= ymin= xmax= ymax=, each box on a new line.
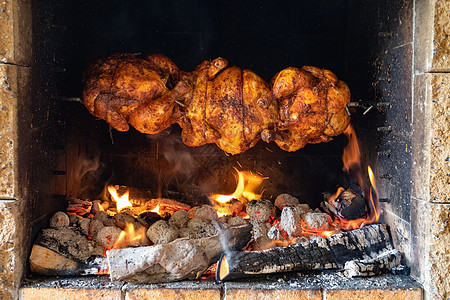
xmin=331 ymin=125 xmax=381 ymax=230
xmin=113 ymin=222 xmax=147 ymax=249
xmin=108 ymin=185 xmax=133 ymax=212
xmin=212 ymin=168 xmax=263 ymax=205
xmin=151 ymin=204 xmax=161 ymax=214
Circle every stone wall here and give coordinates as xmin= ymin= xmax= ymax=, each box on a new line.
xmin=412 ymin=1 xmax=450 ymax=299
xmin=0 ymin=0 xmax=32 ymax=299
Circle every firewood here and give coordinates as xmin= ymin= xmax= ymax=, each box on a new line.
xmin=36 ymin=227 xmax=104 ymax=262
xmin=30 ymin=244 xmax=80 ymax=275
xmin=106 ymin=223 xmax=252 ymax=283
xmin=343 ymin=249 xmax=402 ymax=278
xmin=67 ymin=198 xmax=92 ymax=215
xmin=145 ymin=198 xmax=191 ymax=212
xmin=30 ymin=244 xmax=109 ymax=276
xmin=216 ymin=224 xmax=393 ymax=281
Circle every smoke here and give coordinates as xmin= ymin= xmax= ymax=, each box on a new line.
xmin=66 ymin=149 xmax=110 ymax=200
xmin=146 ymin=127 xmax=197 ymax=193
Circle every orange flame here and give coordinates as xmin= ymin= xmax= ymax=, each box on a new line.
xmin=113 ymin=222 xmax=147 ymax=249
xmin=151 ymin=204 xmax=161 ymax=214
xmin=212 ymin=168 xmax=264 ymax=204
xmin=332 ymin=125 xmax=381 ymax=230
xmin=108 ymin=185 xmax=133 ymax=212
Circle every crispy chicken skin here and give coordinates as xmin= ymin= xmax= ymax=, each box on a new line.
xmin=262 ymin=66 xmax=350 ymax=152
xmin=207 ymin=67 xmax=277 ymax=154
xmin=82 ymin=55 xmax=350 ymax=154
xmin=81 ymin=54 xmax=178 ymax=132
xmin=177 ymin=57 xmax=228 ymax=147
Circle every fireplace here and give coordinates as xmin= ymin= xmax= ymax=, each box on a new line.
xmin=0 ymin=0 xmax=448 ymax=299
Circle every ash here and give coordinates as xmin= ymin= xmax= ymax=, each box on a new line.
xmin=22 ymin=272 xmax=421 ymax=291
xmin=224 ymin=271 xmax=421 ymax=290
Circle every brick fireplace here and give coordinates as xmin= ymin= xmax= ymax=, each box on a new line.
xmin=0 ymin=0 xmax=448 ymax=299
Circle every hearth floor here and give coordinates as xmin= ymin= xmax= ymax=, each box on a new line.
xmin=20 ymin=271 xmax=422 ymax=300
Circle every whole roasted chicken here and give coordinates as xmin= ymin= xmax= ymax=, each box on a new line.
xmin=81 ymin=54 xmax=180 ymax=133
xmin=262 ymin=66 xmax=351 ymax=152
xmin=81 ymin=54 xmax=350 ymax=154
xmin=177 ymin=58 xmax=277 ymax=154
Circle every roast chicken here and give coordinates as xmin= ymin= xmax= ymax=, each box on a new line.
xmin=177 ymin=59 xmax=278 ymax=154
xmin=81 ymin=54 xmax=180 ymax=133
xmin=81 ymin=54 xmax=350 ymax=154
xmin=262 ymin=66 xmax=351 ymax=152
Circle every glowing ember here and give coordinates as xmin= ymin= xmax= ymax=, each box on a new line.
xmin=108 ymin=185 xmax=133 ymax=212
xmin=212 ymin=168 xmax=264 ymax=204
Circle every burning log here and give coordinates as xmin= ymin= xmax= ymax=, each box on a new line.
xmin=145 ymin=198 xmax=191 ymax=213
xmin=106 ymin=223 xmax=252 ymax=283
xmin=216 ymin=224 xmax=394 ymax=281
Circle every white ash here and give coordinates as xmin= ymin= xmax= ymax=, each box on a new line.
xmin=294 ymin=203 xmax=312 ymax=214
xmin=179 ymin=227 xmax=194 ymax=239
xmin=274 ymin=194 xmax=299 ymax=210
xmin=251 ymin=220 xmax=273 ymax=250
xmin=187 ymin=217 xmax=217 ymax=238
xmin=95 ymin=226 xmax=122 ymax=249
xmin=91 ymin=200 xmax=104 ymax=214
xmin=247 ymin=199 xmax=274 ymax=222
xmin=50 ymin=211 xmax=70 ymax=228
xmin=114 ymin=212 xmax=136 ymax=229
xmin=93 ymin=211 xmax=113 ymax=226
xmin=278 ymin=206 xmax=303 ymax=239
xmin=78 ymin=218 xmax=91 ymax=236
xmin=89 ymin=219 xmax=104 ymax=238
xmin=229 ymin=199 xmax=244 ymax=215
xmin=169 ymin=210 xmax=190 ymax=229
xmin=218 ymin=215 xmax=231 ymax=224
xmin=301 ymin=212 xmax=333 ymax=231
xmin=193 ymin=205 xmax=218 ymax=222
xmin=146 ymin=220 xmax=179 ymax=244
xmin=268 ymin=223 xmax=280 ymax=240
xmin=187 ymin=206 xmax=200 ymax=218
xmin=228 ymin=216 xmax=246 ymax=226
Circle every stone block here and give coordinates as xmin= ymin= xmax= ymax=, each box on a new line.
xmin=410 ymin=199 xmax=450 ymax=299
xmin=429 ymin=74 xmax=450 ymax=203
xmin=415 ymin=0 xmax=450 ymax=72
xmin=124 ymin=282 xmax=221 ymax=300
xmin=126 ymin=288 xmax=220 ymax=300
xmin=412 ymin=73 xmax=450 ymax=203
xmin=0 ymin=0 xmax=31 ymax=65
xmin=0 ymin=200 xmax=27 ymax=300
xmin=431 ymin=0 xmax=450 ymax=71
xmin=325 ymin=288 xmax=422 ymax=300
xmin=224 ymin=288 xmax=321 ymax=300
xmin=21 ymin=288 xmax=121 ymax=300
xmin=0 ymin=64 xmax=30 ymax=199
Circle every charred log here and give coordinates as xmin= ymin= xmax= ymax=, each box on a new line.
xmin=106 ymin=223 xmax=252 ymax=283
xmin=343 ymin=249 xmax=402 ymax=278
xmin=216 ymin=224 xmax=393 ymax=281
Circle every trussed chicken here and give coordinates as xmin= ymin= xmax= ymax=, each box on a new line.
xmin=178 ymin=59 xmax=277 ymax=154
xmin=81 ymin=55 xmax=350 ymax=154
xmin=81 ymin=54 xmax=179 ymax=133
xmin=261 ymin=66 xmax=350 ymax=152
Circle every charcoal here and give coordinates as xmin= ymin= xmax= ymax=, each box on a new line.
xmin=138 ymin=211 xmax=162 ymax=227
